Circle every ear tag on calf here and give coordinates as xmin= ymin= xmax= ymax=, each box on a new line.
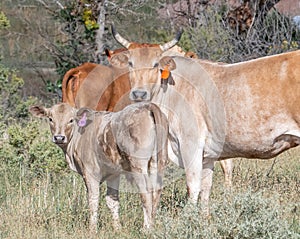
xmin=78 ymin=112 xmax=87 ymax=127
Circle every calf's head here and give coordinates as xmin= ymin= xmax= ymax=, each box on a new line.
xmin=30 ymin=103 xmax=75 ymax=146
xmin=29 ymin=103 xmax=92 ymax=147
xmin=110 ymin=26 xmax=180 ymax=102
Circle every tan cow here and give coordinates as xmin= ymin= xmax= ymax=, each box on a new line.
xmin=30 ymin=102 xmax=168 ymax=230
xmin=110 ymin=28 xmax=300 ymax=214
xmin=61 ymin=36 xmax=232 ymax=193
xmin=61 ymin=46 xmax=195 ymax=112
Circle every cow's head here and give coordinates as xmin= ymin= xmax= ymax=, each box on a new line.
xmin=29 ymin=103 xmax=93 ymax=148
xmin=110 ymin=25 xmax=181 ymax=102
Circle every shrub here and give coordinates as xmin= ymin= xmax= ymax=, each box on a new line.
xmin=0 ymin=64 xmax=37 ymax=123
xmin=189 ymin=5 xmax=300 ymax=63
xmin=0 ymin=120 xmax=66 ymax=180
xmin=154 ymin=190 xmax=298 ymax=239
xmin=0 ymin=11 xmax=10 ymax=29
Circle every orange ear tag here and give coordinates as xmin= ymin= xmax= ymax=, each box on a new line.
xmin=161 ymin=66 xmax=170 ymax=80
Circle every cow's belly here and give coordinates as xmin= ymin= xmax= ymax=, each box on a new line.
xmin=218 ymin=129 xmax=300 ymax=159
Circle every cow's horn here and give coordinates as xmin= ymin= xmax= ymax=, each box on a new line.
xmin=160 ymin=29 xmax=183 ymax=51
xmin=111 ymin=24 xmax=131 ymax=49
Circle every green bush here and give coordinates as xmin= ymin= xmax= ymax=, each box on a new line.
xmin=154 ymin=191 xmax=298 ymax=239
xmin=0 ymin=120 xmax=66 ymax=179
xmin=0 ymin=11 xmax=10 ymax=29
xmin=0 ymin=64 xmax=37 ymax=122
xmin=188 ymin=5 xmax=300 ymax=63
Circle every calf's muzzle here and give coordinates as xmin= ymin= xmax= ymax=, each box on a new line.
xmin=53 ymin=135 xmax=66 ymax=144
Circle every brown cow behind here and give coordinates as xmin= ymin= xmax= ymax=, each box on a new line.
xmin=61 ymin=62 xmax=131 ymax=112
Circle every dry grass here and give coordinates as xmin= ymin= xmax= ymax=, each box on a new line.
xmin=0 ymin=147 xmax=299 ymax=238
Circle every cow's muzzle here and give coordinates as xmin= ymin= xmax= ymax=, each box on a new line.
xmin=129 ymin=89 xmax=150 ymax=101
xmin=53 ymin=135 xmax=66 ymax=144
xmin=130 ymin=89 xmax=150 ymax=102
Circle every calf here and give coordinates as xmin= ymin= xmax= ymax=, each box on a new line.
xmin=29 ymin=102 xmax=168 ymax=230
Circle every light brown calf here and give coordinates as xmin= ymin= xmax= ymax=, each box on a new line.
xmin=30 ymin=102 xmax=168 ymax=230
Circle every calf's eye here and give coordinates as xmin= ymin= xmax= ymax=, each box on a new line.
xmin=69 ymin=119 xmax=74 ymax=124
xmin=128 ymin=61 xmax=133 ymax=67
xmin=153 ymin=62 xmax=159 ymax=68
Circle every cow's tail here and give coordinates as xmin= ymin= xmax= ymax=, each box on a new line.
xmin=147 ymin=103 xmax=168 ymax=186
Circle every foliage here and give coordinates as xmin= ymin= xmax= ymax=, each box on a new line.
xmin=50 ymin=0 xmax=177 ymax=77
xmin=154 ymin=191 xmax=298 ymax=239
xmin=188 ymin=5 xmax=300 ymax=63
xmin=0 ymin=11 xmax=10 ymax=30
xmin=51 ymin=1 xmax=101 ymax=76
xmin=0 ymin=11 xmax=10 ymax=62
xmin=0 ymin=64 xmax=37 ymax=122
xmin=0 ymin=120 xmax=66 ymax=179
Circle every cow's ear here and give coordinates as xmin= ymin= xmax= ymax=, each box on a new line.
xmin=159 ymin=56 xmax=176 ymax=91
xmin=29 ymin=105 xmax=48 ymax=118
xmin=159 ymin=56 xmax=176 ymax=71
xmin=104 ymin=48 xmax=113 ymax=60
xmin=109 ymin=52 xmax=129 ymax=68
xmin=76 ymin=108 xmax=93 ymax=127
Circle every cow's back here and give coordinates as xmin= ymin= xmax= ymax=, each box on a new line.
xmin=194 ymin=51 xmax=300 ymax=158
xmin=62 ymin=63 xmax=131 ymax=112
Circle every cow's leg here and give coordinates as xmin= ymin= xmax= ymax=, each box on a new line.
xmin=200 ymin=158 xmax=215 ymax=216
xmin=106 ymin=175 xmax=121 ymax=229
xmin=84 ymin=176 xmax=100 ymax=231
xmin=184 ymin=149 xmax=203 ymax=204
xmin=219 ymin=159 xmax=233 ymax=189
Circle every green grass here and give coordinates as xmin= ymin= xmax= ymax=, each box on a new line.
xmin=0 ymin=145 xmax=299 ymax=238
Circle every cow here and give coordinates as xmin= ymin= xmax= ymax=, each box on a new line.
xmin=61 ymin=36 xmax=232 ymax=195
xmin=61 ymin=45 xmax=197 ymax=112
xmin=61 ymin=62 xmax=131 ymax=112
xmin=29 ymin=102 xmax=169 ymax=230
xmin=110 ymin=27 xmax=300 ymax=214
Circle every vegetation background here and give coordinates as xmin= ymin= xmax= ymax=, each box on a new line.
xmin=0 ymin=0 xmax=299 ymax=238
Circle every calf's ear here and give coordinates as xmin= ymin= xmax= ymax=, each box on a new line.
xmin=29 ymin=105 xmax=48 ymax=118
xmin=109 ymin=52 xmax=129 ymax=68
xmin=76 ymin=108 xmax=93 ymax=127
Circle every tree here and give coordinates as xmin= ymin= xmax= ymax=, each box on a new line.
xmin=160 ymin=0 xmax=299 ymax=62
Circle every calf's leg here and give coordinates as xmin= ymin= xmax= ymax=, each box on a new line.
xmin=106 ymin=176 xmax=121 ymax=229
xmin=84 ymin=176 xmax=100 ymax=231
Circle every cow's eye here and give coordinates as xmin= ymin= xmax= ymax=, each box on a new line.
xmin=153 ymin=62 xmax=159 ymax=68
xmin=48 ymin=117 xmax=53 ymax=123
xmin=128 ymin=61 xmax=133 ymax=67
xmin=69 ymin=119 xmax=74 ymax=124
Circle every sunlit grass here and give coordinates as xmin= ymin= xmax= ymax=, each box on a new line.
xmin=0 ymin=147 xmax=299 ymax=238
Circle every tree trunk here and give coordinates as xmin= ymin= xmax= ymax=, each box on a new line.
xmin=94 ymin=0 xmax=107 ymax=63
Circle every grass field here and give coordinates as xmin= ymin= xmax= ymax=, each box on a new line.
xmin=0 ymin=137 xmax=299 ymax=238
